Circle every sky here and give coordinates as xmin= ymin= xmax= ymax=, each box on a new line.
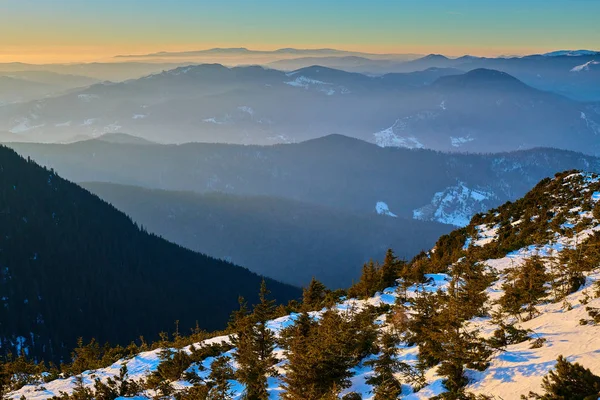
xmin=1 ymin=0 xmax=599 ymax=63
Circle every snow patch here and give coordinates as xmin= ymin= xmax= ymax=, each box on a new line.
xmin=450 ymin=136 xmax=475 ymax=148
xmin=81 ymin=118 xmax=97 ymax=126
xmin=10 ymin=120 xmax=45 ymax=133
xmin=77 ymin=94 xmax=99 ymax=102
xmin=237 ymin=106 xmax=254 ymax=115
xmin=375 ymin=201 xmax=398 ymax=217
xmin=570 ymin=60 xmax=600 ymax=72
xmin=413 ymin=183 xmax=495 ymax=227
xmin=284 ymin=76 xmax=329 ymax=88
xmin=202 ymin=117 xmax=224 ymax=125
xmin=374 ymin=119 xmax=424 ymax=149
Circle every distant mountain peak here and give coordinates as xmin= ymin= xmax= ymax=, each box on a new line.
xmin=299 ymin=133 xmax=372 ymax=147
xmin=433 ymin=68 xmax=526 ymax=90
xmin=463 ymin=68 xmax=519 ymax=80
xmin=93 ymin=132 xmax=156 ymax=145
xmin=422 ymin=54 xmax=450 ymax=60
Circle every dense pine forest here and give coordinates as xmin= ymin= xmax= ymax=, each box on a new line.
xmin=0 ymin=145 xmax=301 ymax=364
xmin=2 ymin=170 xmax=600 ymax=399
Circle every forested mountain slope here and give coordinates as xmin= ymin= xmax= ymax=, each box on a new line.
xmin=0 ymin=146 xmax=300 ymax=362
xmin=81 ymin=182 xmax=451 ymax=287
xmin=7 ymin=170 xmax=600 ymax=399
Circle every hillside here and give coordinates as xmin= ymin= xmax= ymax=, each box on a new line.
xmin=7 ymin=137 xmax=600 ymax=227
xmin=80 ymin=182 xmax=451 ymax=288
xmin=6 ymin=170 xmax=600 ymax=400
xmin=0 ymin=145 xmax=300 ymax=362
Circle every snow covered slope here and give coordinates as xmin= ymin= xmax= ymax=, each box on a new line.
xmin=9 ymin=172 xmax=600 ymax=400
xmin=413 ymin=182 xmax=495 ymax=226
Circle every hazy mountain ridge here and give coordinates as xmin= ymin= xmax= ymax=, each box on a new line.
xmin=7 ymin=136 xmax=600 ymax=227
xmin=1 ymin=65 xmax=598 ymax=154
xmin=81 ymin=182 xmax=451 ymax=288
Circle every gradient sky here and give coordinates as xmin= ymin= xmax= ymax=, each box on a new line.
xmin=1 ymin=0 xmax=599 ymax=63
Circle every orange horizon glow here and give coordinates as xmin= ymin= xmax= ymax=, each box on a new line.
xmin=0 ymin=43 xmax=571 ymax=65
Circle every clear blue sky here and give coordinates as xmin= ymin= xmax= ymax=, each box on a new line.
xmin=1 ymin=0 xmax=599 ymax=62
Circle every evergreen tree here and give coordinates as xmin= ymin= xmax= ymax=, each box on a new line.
xmin=451 ymin=257 xmax=494 ymax=320
xmin=302 ymin=278 xmax=328 ymax=310
xmin=500 ymin=255 xmax=549 ymax=320
xmin=280 ymin=312 xmax=318 ymax=400
xmin=228 ymin=296 xmax=249 ymax=331
xmin=233 ymin=280 xmax=278 ymax=400
xmin=433 ymin=272 xmax=492 ymax=398
xmin=207 ymin=356 xmax=234 ymax=400
xmin=406 ymin=287 xmax=444 ymax=369
xmin=70 ymin=375 xmax=94 ymax=400
xmin=379 ymin=249 xmax=401 ymax=291
xmin=396 ymin=257 xmax=428 ymax=301
xmin=525 ymin=356 xmax=600 ymax=400
xmin=408 ymin=270 xmax=491 ymax=399
xmin=365 ymin=332 xmax=403 ymax=400
xmin=348 ymin=261 xmax=379 ymax=299
xmin=281 ymin=309 xmax=356 ymax=400
xmin=551 ymin=247 xmax=590 ymax=299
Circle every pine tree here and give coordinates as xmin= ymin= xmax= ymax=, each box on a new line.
xmin=379 ymin=249 xmax=401 ymax=291
xmin=70 ymin=375 xmax=94 ymax=400
xmin=525 ymin=356 xmax=600 ymax=399
xmin=228 ymin=296 xmax=249 ymax=331
xmin=348 ymin=261 xmax=379 ymax=299
xmin=552 ymin=247 xmax=589 ymax=299
xmin=406 ymin=287 xmax=444 ymax=369
xmin=207 ymin=356 xmax=234 ymax=400
xmin=68 ymin=338 xmax=102 ymax=375
xmin=280 ymin=312 xmax=318 ymax=400
xmin=433 ymin=272 xmax=492 ymax=398
xmin=302 ymin=277 xmax=328 ymax=310
xmin=233 ymin=280 xmax=278 ymax=400
xmin=500 ymin=255 xmax=549 ymax=320
xmin=451 ymin=257 xmax=494 ymax=320
xmin=281 ymin=309 xmax=356 ymax=400
xmin=396 ymin=256 xmax=428 ymax=301
xmin=365 ymin=332 xmax=403 ymax=400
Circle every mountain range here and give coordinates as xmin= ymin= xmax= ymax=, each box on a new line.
xmin=270 ymin=51 xmax=600 ymax=101
xmin=4 ymin=136 xmax=600 ymax=292
xmin=1 ymin=65 xmax=598 ymax=154
xmin=114 ymin=47 xmax=422 ymax=61
xmin=7 ymin=135 xmax=600 ymax=225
